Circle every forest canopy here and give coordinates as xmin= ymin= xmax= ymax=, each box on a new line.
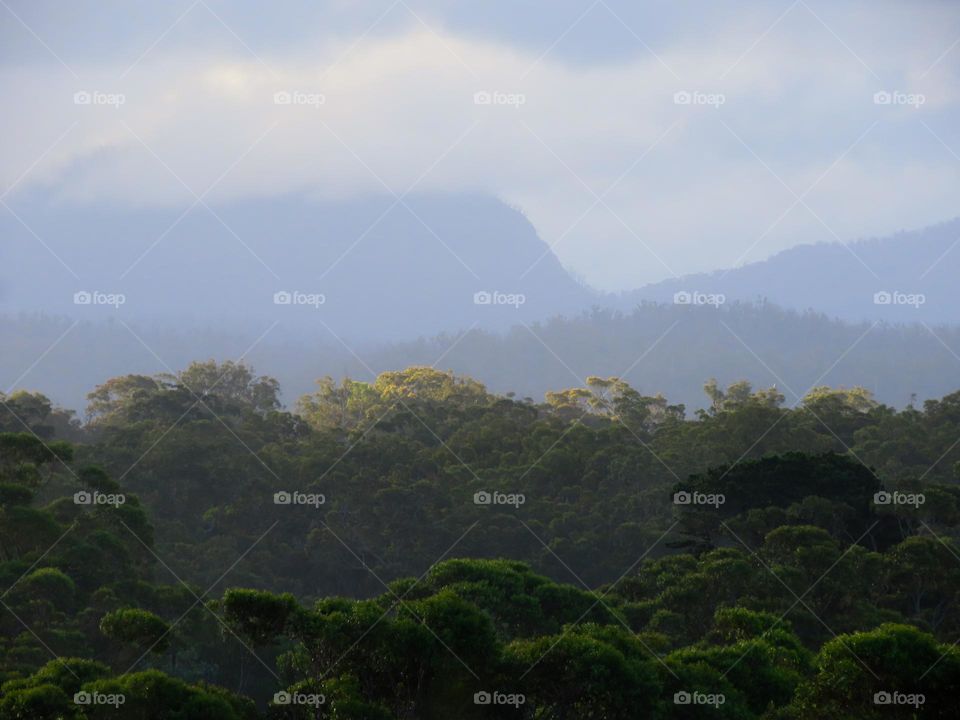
xmin=2 ymin=362 xmax=959 ymax=718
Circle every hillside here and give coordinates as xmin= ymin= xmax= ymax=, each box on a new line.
xmin=625 ymin=218 xmax=960 ymax=323
xmin=0 ymin=191 xmax=595 ymax=341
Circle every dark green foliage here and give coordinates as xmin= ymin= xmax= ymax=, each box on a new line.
xmin=3 ymin=364 xmax=960 ymax=716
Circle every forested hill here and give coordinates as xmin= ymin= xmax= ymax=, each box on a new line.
xmin=624 ymin=217 xmax=960 ymax=324
xmin=2 ymin=365 xmax=960 ymax=717
xmin=4 ymin=302 xmax=960 ymax=413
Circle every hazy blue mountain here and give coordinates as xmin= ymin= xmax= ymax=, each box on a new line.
xmin=0 ymin=191 xmax=596 ymax=342
xmin=4 ymin=195 xmax=960 ymax=414
xmin=621 ymin=218 xmax=960 ymax=324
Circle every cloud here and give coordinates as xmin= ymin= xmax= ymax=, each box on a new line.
xmin=2 ymin=1 xmax=959 ymax=289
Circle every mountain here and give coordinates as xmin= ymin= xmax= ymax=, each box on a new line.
xmin=0 ymin=191 xmax=595 ymax=342
xmin=621 ymin=218 xmax=960 ymax=324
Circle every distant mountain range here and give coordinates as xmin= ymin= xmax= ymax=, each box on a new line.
xmin=624 ymin=218 xmax=960 ymax=324
xmin=2 ymin=190 xmax=959 ymax=411
xmin=0 ymin=192 xmax=595 ymax=341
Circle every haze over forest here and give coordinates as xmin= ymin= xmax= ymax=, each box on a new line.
xmin=2 ymin=2 xmax=960 ymax=718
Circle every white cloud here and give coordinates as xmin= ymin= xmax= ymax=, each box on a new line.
xmin=1 ymin=3 xmax=959 ymax=289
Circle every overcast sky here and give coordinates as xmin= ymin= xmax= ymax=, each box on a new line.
xmin=2 ymin=0 xmax=959 ymax=289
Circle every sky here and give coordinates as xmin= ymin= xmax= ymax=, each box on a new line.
xmin=2 ymin=0 xmax=959 ymax=290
